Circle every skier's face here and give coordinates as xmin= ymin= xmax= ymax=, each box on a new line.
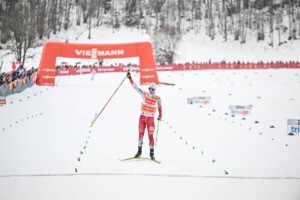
xmin=149 ymin=87 xmax=155 ymax=94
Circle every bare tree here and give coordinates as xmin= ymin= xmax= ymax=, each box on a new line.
xmin=151 ymin=26 xmax=181 ymax=64
xmin=81 ymin=0 xmax=89 ymax=24
xmin=257 ymin=0 xmax=265 ymax=41
xmin=87 ymin=0 xmax=98 ymax=39
xmin=206 ymin=0 xmax=216 ymax=40
xmin=222 ymin=0 xmax=228 ymax=41
xmin=63 ymin=0 xmax=72 ymax=30
xmin=36 ymin=0 xmax=47 ymax=39
xmin=287 ymin=0 xmax=297 ymax=40
xmin=240 ymin=0 xmax=247 ymax=44
xmin=124 ymin=0 xmax=138 ymax=26
xmin=5 ymin=1 xmax=37 ymax=64
xmin=1 ymin=0 xmax=300 ymax=64
xmin=193 ymin=0 xmax=202 ymax=33
xmin=0 ymin=0 xmax=10 ymax=43
xmin=298 ymin=0 xmax=300 ymax=36
xmin=274 ymin=0 xmax=284 ymax=45
xmin=110 ymin=0 xmax=121 ymax=30
xmin=268 ymin=0 xmax=274 ymax=46
xmin=75 ymin=1 xmax=82 ymax=26
xmin=49 ymin=0 xmax=58 ymax=34
xmin=177 ymin=0 xmax=184 ymax=33
xmin=150 ymin=0 xmax=166 ymax=29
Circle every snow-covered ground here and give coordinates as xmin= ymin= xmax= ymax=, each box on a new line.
xmin=0 ymin=68 xmax=300 ymax=200
xmin=1 ymin=24 xmax=300 ymax=200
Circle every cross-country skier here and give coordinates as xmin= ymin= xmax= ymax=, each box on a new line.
xmin=90 ymin=68 xmax=96 ymax=80
xmin=127 ymin=70 xmax=162 ymax=160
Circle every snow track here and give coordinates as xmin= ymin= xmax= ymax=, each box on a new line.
xmin=1 ymin=172 xmax=300 ymax=180
xmin=1 ymin=70 xmax=300 ymax=200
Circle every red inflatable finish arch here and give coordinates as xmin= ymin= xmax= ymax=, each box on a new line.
xmin=37 ymin=41 xmax=159 ymax=86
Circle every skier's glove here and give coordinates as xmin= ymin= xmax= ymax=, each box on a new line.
xmin=157 ymin=115 xmax=162 ymax=121
xmin=126 ymin=70 xmax=131 ymax=79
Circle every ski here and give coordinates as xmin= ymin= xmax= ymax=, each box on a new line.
xmin=119 ymin=157 xmax=161 ymax=164
xmin=150 ymin=159 xmax=161 ymax=164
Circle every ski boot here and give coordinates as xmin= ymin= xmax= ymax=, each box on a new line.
xmin=150 ymin=148 xmax=155 ymax=160
xmin=134 ymin=146 xmax=142 ymax=158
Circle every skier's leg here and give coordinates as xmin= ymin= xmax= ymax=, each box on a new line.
xmin=135 ymin=115 xmax=146 ymax=157
xmin=147 ymin=117 xmax=155 ymax=159
xmin=138 ymin=115 xmax=147 ymax=145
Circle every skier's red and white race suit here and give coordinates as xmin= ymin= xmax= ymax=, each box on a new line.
xmin=129 ymin=78 xmax=162 ymax=149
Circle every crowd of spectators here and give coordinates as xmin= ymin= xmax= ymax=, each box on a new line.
xmin=55 ymin=62 xmax=138 ymax=69
xmin=55 ymin=60 xmax=299 ymax=69
xmin=0 ymin=65 xmax=37 ymax=89
xmin=174 ymin=60 xmax=300 ymax=65
xmin=2 ymin=60 xmax=297 ymax=86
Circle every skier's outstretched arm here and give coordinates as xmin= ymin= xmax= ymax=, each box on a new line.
xmin=127 ymin=70 xmax=144 ymax=96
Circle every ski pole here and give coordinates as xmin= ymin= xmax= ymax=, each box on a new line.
xmin=90 ymin=74 xmax=127 ymax=127
xmin=155 ymin=119 xmax=160 ymax=146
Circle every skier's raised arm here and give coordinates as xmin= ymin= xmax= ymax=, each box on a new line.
xmin=127 ymin=70 xmax=144 ymax=96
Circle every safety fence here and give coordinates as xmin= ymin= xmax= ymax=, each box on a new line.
xmin=56 ymin=62 xmax=300 ymax=76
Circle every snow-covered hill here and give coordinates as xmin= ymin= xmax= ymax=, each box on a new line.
xmin=176 ymin=30 xmax=300 ymax=63
xmin=1 ymin=25 xmax=300 ymax=73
